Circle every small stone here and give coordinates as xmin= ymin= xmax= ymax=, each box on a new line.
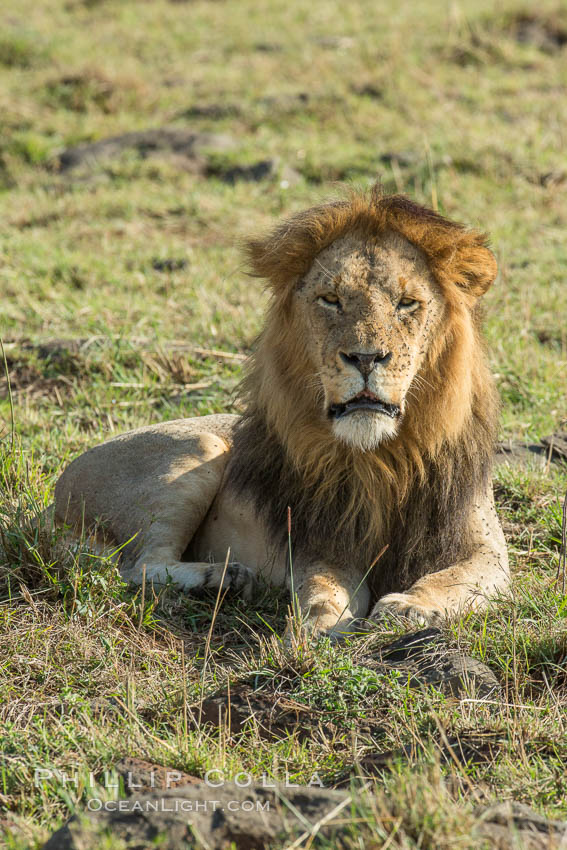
xmin=210 ymin=157 xmax=301 ymax=186
xmin=151 ymin=258 xmax=188 ymax=272
xmin=363 ymin=627 xmax=502 ymax=699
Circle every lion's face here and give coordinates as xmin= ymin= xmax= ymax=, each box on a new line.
xmin=295 ymin=230 xmax=445 ymax=451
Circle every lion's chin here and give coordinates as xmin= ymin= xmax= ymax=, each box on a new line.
xmin=332 ymin=410 xmax=399 ymax=451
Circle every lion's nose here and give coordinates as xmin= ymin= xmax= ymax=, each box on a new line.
xmin=340 ymin=350 xmax=392 ymax=377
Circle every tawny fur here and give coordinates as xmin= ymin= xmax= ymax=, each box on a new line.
xmin=54 ymin=187 xmax=509 ymax=638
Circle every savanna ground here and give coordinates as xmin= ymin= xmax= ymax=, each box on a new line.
xmin=1 ymin=0 xmax=567 ymax=847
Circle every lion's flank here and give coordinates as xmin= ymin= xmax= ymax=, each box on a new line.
xmin=228 ymin=186 xmax=499 ymax=595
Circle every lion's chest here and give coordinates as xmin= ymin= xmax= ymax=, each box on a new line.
xmin=189 ymin=485 xmax=287 ymax=585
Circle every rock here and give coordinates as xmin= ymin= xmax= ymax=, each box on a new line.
xmin=474 ymin=801 xmax=567 ymax=849
xmin=41 ymin=781 xmax=352 ymax=850
xmin=42 ymin=776 xmax=567 ymax=850
xmin=495 ymin=435 xmax=567 ymax=469
xmin=179 ymin=103 xmax=241 ymax=119
xmin=352 ymin=82 xmax=384 ymax=99
xmin=215 ymin=158 xmax=276 ymax=184
xmin=151 ymin=257 xmax=188 ymax=272
xmin=53 ymin=128 xmax=236 ymax=172
xmin=253 ymin=42 xmax=283 ymax=53
xmin=208 ymin=157 xmax=301 ymax=186
xmin=363 ymin=627 xmax=501 ymax=699
xmin=541 ymin=432 xmax=567 ymax=462
xmin=495 ymin=441 xmax=553 ymax=470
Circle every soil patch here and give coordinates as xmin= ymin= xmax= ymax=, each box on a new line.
xmin=507 ymin=11 xmax=567 ymax=52
xmin=199 ymin=681 xmax=345 ymax=741
xmin=52 ymin=127 xmax=236 ymax=173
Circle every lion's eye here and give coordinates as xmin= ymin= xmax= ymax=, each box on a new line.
xmin=318 ymin=293 xmax=341 ymax=309
xmin=397 ymin=297 xmax=419 ymax=311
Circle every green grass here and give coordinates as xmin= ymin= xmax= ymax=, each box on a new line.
xmin=1 ymin=0 xmax=566 ymax=846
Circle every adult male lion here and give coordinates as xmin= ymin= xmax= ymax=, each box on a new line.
xmin=54 ymin=188 xmax=509 ymax=638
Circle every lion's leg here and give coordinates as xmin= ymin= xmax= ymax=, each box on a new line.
xmin=123 ymin=556 xmax=256 ymax=599
xmin=371 ymin=488 xmax=510 ymax=625
xmin=55 ymin=423 xmax=256 ymax=597
xmin=287 ymin=561 xmax=370 ymax=639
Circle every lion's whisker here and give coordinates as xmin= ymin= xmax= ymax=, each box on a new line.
xmin=411 ymin=373 xmax=436 ymax=393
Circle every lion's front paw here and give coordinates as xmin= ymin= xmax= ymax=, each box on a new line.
xmin=324 ymin=617 xmax=376 ymax=643
xmin=370 ymin=593 xmax=443 ymax=627
xmin=222 ymin=562 xmax=257 ymax=600
xmin=283 ymin=611 xmax=356 ymax=648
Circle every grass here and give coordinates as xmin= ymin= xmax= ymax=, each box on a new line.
xmin=0 ymin=0 xmax=566 ymax=846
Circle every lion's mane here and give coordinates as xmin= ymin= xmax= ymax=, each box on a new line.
xmin=228 ymin=188 xmax=499 ymax=598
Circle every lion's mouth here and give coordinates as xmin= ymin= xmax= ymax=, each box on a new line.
xmin=329 ymin=390 xmax=401 ymax=420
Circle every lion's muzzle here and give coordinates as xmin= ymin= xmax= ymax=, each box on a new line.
xmin=329 ymin=390 xmax=401 ymax=420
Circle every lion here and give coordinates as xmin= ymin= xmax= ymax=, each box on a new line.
xmin=54 ymin=187 xmax=509 ymax=638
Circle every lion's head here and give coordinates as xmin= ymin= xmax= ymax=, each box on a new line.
xmin=245 ymin=187 xmax=498 ymax=462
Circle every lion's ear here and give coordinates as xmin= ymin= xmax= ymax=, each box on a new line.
xmin=453 ymin=241 xmax=498 ymax=298
xmin=245 ymin=230 xmax=308 ymax=290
